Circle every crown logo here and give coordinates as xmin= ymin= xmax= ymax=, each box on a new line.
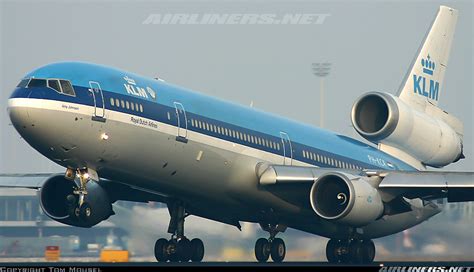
xmin=123 ymin=76 xmax=136 ymax=85
xmin=421 ymin=54 xmax=435 ymax=75
xmin=146 ymin=86 xmax=156 ymax=100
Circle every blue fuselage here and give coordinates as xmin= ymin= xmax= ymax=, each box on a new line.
xmin=10 ymin=61 xmax=415 ymax=172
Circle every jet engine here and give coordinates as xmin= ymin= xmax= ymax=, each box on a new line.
xmin=40 ymin=175 xmax=114 ymax=228
xmin=351 ymin=92 xmax=463 ymax=167
xmin=310 ymin=172 xmax=384 ymax=227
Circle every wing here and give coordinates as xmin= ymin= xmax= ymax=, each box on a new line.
xmin=257 ymin=164 xmax=474 ymax=203
xmin=0 ymin=173 xmax=58 ymax=189
xmin=377 ymin=171 xmax=474 ymax=202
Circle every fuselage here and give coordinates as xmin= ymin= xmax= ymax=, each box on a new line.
xmin=8 ymin=61 xmax=435 ymax=239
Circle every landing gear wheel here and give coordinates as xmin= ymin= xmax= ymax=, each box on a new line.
xmin=326 ymin=238 xmax=376 ymax=264
xmin=270 ymin=238 xmax=286 ymax=263
xmin=326 ymin=239 xmax=342 ymax=263
xmin=255 ymin=238 xmax=270 ymax=262
xmin=79 ymin=202 xmax=92 ymax=220
xmin=154 ymin=238 xmax=169 ymax=262
xmin=177 ymin=238 xmax=191 ymax=262
xmin=74 ymin=207 xmax=81 ymax=218
xmin=349 ymin=240 xmax=364 ymax=264
xmin=167 ymin=240 xmax=180 ymax=262
xmin=361 ymin=240 xmax=375 ymax=263
xmin=189 ymin=238 xmax=204 ymax=262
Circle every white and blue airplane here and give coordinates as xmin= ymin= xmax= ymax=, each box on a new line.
xmin=1 ymin=5 xmax=473 ymax=263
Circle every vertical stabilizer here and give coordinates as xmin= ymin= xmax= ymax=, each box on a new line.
xmin=398 ymin=6 xmax=458 ymax=110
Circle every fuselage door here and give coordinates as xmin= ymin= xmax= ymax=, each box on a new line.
xmin=174 ymin=102 xmax=188 ymax=143
xmin=89 ymin=81 xmax=106 ymax=122
xmin=280 ymin=131 xmax=293 ymax=165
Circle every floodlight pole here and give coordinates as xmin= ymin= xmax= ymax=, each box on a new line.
xmin=312 ymin=62 xmax=332 ymax=128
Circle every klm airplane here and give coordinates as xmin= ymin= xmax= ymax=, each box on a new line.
xmin=2 ymin=6 xmax=473 ymax=263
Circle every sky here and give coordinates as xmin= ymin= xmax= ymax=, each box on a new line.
xmin=0 ymin=0 xmax=472 ymax=173
xmin=0 ymin=0 xmax=473 ymax=261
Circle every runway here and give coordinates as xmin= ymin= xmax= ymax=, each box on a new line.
xmin=3 ymin=262 xmax=474 ymax=267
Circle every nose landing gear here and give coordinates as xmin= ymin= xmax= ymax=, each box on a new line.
xmin=65 ymin=168 xmax=93 ymax=222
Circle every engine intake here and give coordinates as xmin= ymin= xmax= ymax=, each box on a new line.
xmin=310 ymin=173 xmax=384 ymax=226
xmin=351 ymin=92 xmax=398 ymax=141
xmin=40 ymin=175 xmax=113 ymax=228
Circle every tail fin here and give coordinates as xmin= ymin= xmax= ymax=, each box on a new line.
xmin=398 ymin=6 xmax=458 ymax=108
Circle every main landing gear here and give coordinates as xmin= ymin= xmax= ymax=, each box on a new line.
xmin=154 ymin=202 xmax=205 ymax=262
xmin=254 ymin=223 xmax=287 ymax=263
xmin=326 ymin=238 xmax=375 ymax=264
xmin=65 ymin=169 xmax=93 ymax=222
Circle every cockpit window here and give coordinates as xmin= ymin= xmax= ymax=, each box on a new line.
xmin=47 ymin=79 xmax=61 ymax=93
xmin=17 ymin=78 xmax=30 ymax=88
xmin=23 ymin=78 xmax=76 ymax=97
xmin=60 ymin=80 xmax=75 ymax=96
xmin=28 ymin=79 xmax=47 ymax=88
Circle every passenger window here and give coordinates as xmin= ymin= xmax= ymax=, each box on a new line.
xmin=60 ymin=80 xmax=75 ymax=96
xmin=131 ymin=103 xmax=135 ymax=111
xmin=126 ymin=101 xmax=130 ymax=110
xmin=110 ymin=98 xmax=115 ymax=107
xmin=140 ymin=104 xmax=144 ymax=112
xmin=28 ymin=79 xmax=47 ymax=88
xmin=47 ymin=80 xmax=61 ymax=93
xmin=115 ymin=98 xmax=120 ymax=107
xmin=121 ymin=100 xmax=125 ymax=108
xmin=17 ymin=79 xmax=30 ymax=88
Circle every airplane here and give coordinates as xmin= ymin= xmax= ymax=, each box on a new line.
xmin=1 ymin=5 xmax=473 ymax=264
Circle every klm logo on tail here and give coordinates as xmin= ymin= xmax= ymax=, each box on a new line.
xmin=413 ymin=54 xmax=439 ymax=101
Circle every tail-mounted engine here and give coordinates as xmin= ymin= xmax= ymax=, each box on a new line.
xmin=351 ymin=92 xmax=463 ymax=167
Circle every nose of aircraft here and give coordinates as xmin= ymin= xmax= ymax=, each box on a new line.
xmin=8 ymin=89 xmax=34 ymax=131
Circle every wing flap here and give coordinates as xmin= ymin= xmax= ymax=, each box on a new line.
xmin=379 ymin=171 xmax=474 ymax=202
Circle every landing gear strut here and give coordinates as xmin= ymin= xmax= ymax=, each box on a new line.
xmin=154 ymin=202 xmax=205 ymax=262
xmin=65 ymin=169 xmax=93 ymax=221
xmin=254 ymin=223 xmax=287 ymax=263
xmin=326 ymin=238 xmax=375 ymax=264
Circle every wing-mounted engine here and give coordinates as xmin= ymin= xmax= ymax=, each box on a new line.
xmin=351 ymin=92 xmax=463 ymax=167
xmin=40 ymin=175 xmax=113 ymax=228
xmin=309 ymin=172 xmax=384 ymax=226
